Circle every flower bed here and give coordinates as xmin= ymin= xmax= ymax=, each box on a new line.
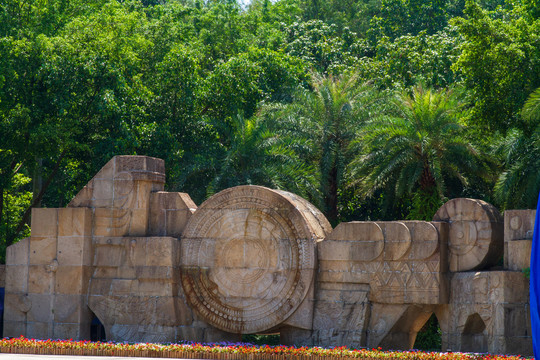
xmin=0 ymin=337 xmax=529 ymax=360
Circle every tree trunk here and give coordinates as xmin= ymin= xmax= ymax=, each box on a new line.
xmin=325 ymin=165 xmax=339 ymax=226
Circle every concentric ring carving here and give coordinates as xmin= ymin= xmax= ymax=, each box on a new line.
xmin=180 ymin=186 xmax=326 ymax=334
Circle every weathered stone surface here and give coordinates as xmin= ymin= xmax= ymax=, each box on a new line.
xmin=323 ymin=222 xmax=384 ymax=261
xmin=3 ymin=156 xmax=533 ymax=355
xmin=69 ymin=156 xmax=165 ymax=237
xmin=504 ymin=209 xmax=535 ymax=271
xmin=311 ymin=282 xmax=370 ymax=349
xmin=88 ymin=236 xmax=181 ymax=343
xmin=433 ymin=198 xmax=503 ymax=272
xmin=181 ymin=185 xmax=328 ymax=334
xmin=439 ymin=271 xmax=532 ymax=355
xmin=149 ymin=191 xmax=197 ymax=237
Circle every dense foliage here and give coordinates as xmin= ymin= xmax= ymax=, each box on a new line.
xmin=1 ymin=0 xmax=540 ymax=263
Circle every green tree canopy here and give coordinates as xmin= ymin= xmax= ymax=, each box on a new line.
xmin=354 ymin=86 xmax=490 ymax=219
xmin=262 ymin=72 xmax=383 ymax=224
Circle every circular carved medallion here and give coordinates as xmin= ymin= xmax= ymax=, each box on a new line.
xmin=433 ymin=198 xmax=503 ymax=272
xmin=180 ymin=186 xmax=329 ymax=334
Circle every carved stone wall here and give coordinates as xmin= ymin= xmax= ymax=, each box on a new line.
xmin=3 ymin=156 xmax=534 ymax=355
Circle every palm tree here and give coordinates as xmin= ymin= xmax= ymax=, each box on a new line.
xmin=206 ymin=113 xmax=316 ymax=198
xmin=495 ymin=87 xmax=540 ymax=209
xmin=262 ymin=72 xmax=382 ymax=224
xmin=353 ymin=86 xmax=489 ymax=220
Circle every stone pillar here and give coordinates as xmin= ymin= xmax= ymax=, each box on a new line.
xmin=88 ymin=236 xmax=186 ymax=343
xmin=441 ymin=271 xmax=532 ymax=355
xmin=504 ymin=210 xmax=534 ymax=271
xmin=4 ymin=207 xmax=93 ymax=340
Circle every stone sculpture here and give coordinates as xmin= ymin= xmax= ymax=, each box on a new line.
xmin=3 ymin=156 xmax=533 ymax=355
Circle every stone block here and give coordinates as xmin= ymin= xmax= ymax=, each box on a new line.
xmin=116 ymin=266 xmax=136 ymax=279
xmin=93 ymin=243 xmax=125 ymax=267
xmin=402 ymin=221 xmax=439 ymax=260
xmin=26 ymin=294 xmax=54 ymax=323
xmin=366 ymin=303 xmax=409 ymax=348
xmin=53 ymin=295 xmax=90 ymax=323
xmin=57 ymin=236 xmax=93 ymax=266
xmin=175 ymin=298 xmax=194 ymax=326
xmin=503 ymin=304 xmax=531 ymax=338
xmin=5 ymin=264 xmax=28 ymax=294
xmin=92 ymin=266 xmax=118 ymax=279
xmin=55 ymin=266 xmax=91 ymax=295
xmin=177 ymin=326 xmax=204 ymax=342
xmin=89 ymin=278 xmax=113 ymax=295
xmin=166 ymin=209 xmax=192 ymax=238
xmin=149 ymin=209 xmax=166 ymax=236
xmin=149 ymin=192 xmax=197 ymax=237
xmin=313 ymin=283 xmax=370 ymax=334
xmin=28 ymin=264 xmax=55 ymax=294
xmin=31 ymin=208 xmax=58 ymax=237
xmin=58 ymin=208 xmax=92 ymax=237
xmin=92 ymin=179 xmax=114 ymax=203
xmin=136 ymin=266 xmax=172 ymax=280
xmin=68 ymin=185 xmax=93 ymax=208
xmin=92 ymin=208 xmax=116 ymax=237
xmin=29 ymin=236 xmax=57 ymax=265
xmin=154 ymin=297 xmax=178 ymax=327
xmin=504 ymin=209 xmax=536 ymax=242
xmin=3 ymin=321 xmax=27 ymax=338
xmin=282 ymin=281 xmax=315 ymax=330
xmin=377 ymin=222 xmax=411 ymax=261
xmin=280 ymin=327 xmax=314 ymax=347
xmin=324 ymin=222 xmax=384 ymax=261
xmin=122 ymin=238 xmax=147 ymax=267
xmin=26 ymin=321 xmax=51 ymax=340
xmin=146 ymin=237 xmax=175 ymax=266
xmin=4 ymin=293 xmax=28 ymax=321
xmin=53 ymin=323 xmax=84 ymax=340
xmin=110 ymin=279 xmax=136 ymax=295
xmin=6 ymin=238 xmax=29 ymax=265
xmin=506 ymin=240 xmax=531 ymax=271
xmin=128 ymin=208 xmax=148 ymax=236
xmin=115 ymin=155 xmax=159 ymax=174
xmin=137 ymin=279 xmax=172 ymax=296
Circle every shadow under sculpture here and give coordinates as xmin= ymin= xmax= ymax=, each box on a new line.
xmin=3 ymin=156 xmax=532 ymax=355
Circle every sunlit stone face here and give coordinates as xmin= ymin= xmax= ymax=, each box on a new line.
xmin=180 ymin=186 xmax=319 ymax=334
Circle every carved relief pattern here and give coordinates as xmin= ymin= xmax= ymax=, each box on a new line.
xmin=181 ymin=186 xmax=319 ymax=334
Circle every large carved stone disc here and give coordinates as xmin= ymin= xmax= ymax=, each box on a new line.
xmin=180 ymin=186 xmax=330 ymax=334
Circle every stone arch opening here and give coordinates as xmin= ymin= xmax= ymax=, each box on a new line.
xmin=90 ymin=313 xmax=106 ymax=342
xmin=379 ymin=305 xmax=437 ymax=350
xmin=413 ymin=313 xmax=441 ymax=351
xmin=461 ymin=313 xmax=487 ymax=352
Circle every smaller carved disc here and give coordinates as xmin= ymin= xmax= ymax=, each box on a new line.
xmin=433 ymin=198 xmax=503 ymax=272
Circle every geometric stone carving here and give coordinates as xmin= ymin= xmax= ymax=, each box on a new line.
xmin=180 ymin=186 xmax=329 ymax=334
xmin=433 ymin=198 xmax=503 ymax=272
